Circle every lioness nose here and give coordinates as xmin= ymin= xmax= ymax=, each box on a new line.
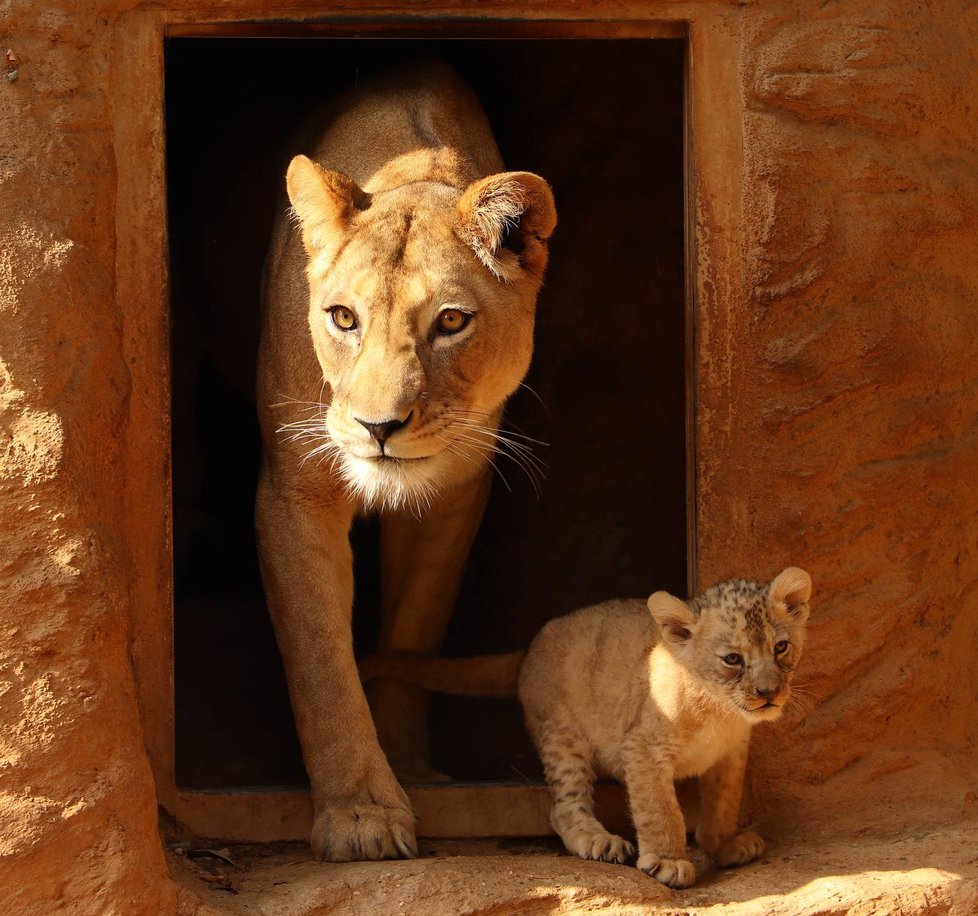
xmin=356 ymin=413 xmax=412 ymax=445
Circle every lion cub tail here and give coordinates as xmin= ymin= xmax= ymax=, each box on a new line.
xmin=359 ymin=650 xmax=526 ymax=699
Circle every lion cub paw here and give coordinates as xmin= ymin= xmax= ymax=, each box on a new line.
xmin=564 ymin=828 xmax=635 ymax=864
xmin=636 ymin=853 xmax=696 ymax=889
xmin=713 ymin=829 xmax=765 ymax=868
xmin=583 ymin=832 xmax=636 ymax=864
xmin=311 ymin=802 xmax=417 ymax=862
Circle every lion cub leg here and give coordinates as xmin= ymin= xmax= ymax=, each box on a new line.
xmin=696 ymin=740 xmax=766 ymax=869
xmin=537 ymin=718 xmax=635 ymax=864
xmin=623 ymin=745 xmax=696 ymax=889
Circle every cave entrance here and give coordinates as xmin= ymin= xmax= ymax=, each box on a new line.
xmin=161 ymin=24 xmax=690 ymax=839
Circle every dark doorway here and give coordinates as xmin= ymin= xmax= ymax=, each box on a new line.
xmin=166 ymin=36 xmax=687 ymax=789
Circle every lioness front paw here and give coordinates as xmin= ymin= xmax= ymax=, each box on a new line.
xmin=636 ymin=853 xmax=696 ymax=889
xmin=713 ymin=829 xmax=765 ymax=868
xmin=311 ymin=802 xmax=417 ymax=862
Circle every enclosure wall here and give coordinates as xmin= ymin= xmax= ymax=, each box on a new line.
xmin=1 ymin=0 xmax=977 ymax=912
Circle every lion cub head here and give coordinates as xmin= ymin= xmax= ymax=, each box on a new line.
xmin=286 ymin=156 xmax=556 ymax=509
xmin=648 ymin=567 xmax=812 ymax=722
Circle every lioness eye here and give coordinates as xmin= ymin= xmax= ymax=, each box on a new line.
xmin=436 ymin=308 xmax=471 ymax=336
xmin=775 ymin=640 xmax=789 ymax=655
xmin=722 ymin=653 xmax=743 ymax=666
xmin=328 ymin=305 xmax=358 ymax=332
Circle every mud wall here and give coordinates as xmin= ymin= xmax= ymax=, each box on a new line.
xmin=0 ymin=5 xmax=181 ymax=912
xmin=0 ymin=0 xmax=976 ymax=913
xmin=717 ymin=2 xmax=978 ymax=832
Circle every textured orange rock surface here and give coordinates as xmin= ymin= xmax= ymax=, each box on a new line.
xmin=1 ymin=0 xmax=976 ymax=913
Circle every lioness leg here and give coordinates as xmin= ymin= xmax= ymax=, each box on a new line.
xmin=257 ymin=473 xmax=416 ymax=861
xmin=371 ymin=468 xmax=492 ymax=781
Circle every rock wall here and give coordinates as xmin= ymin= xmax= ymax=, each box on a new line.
xmin=0 ymin=0 xmax=976 ymax=912
xmin=0 ymin=4 xmax=180 ymax=913
xmin=729 ymin=0 xmax=978 ymax=832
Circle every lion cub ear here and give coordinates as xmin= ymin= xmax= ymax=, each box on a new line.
xmin=457 ymin=171 xmax=557 ymax=280
xmin=286 ymin=155 xmax=370 ymax=255
xmin=647 ymin=591 xmax=699 ymax=645
xmin=768 ymin=567 xmax=812 ymax=623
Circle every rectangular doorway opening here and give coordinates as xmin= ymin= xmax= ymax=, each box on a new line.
xmin=166 ymin=31 xmax=688 ymax=820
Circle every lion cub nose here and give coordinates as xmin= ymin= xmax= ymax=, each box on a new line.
xmin=755 ymin=685 xmax=779 ymax=702
xmin=356 ymin=413 xmax=412 ymax=445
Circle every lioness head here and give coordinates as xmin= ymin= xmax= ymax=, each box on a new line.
xmin=286 ymin=155 xmax=556 ymax=509
xmin=648 ymin=567 xmax=813 ymax=723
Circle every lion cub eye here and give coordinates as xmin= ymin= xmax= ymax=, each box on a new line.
xmin=327 ymin=305 xmax=358 ymax=332
xmin=721 ymin=652 xmax=744 ymax=667
xmin=774 ymin=640 xmax=789 ymax=655
xmin=436 ymin=308 xmax=472 ymax=336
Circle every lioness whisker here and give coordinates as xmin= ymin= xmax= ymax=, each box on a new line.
xmin=518 ymin=381 xmax=548 ymax=410
xmin=447 ymin=418 xmax=548 ymax=485
xmin=270 ymin=391 xmax=331 ymax=411
xmin=443 ymin=431 xmax=513 ymax=492
xmin=495 ymin=436 xmax=548 ymax=473
xmin=271 ymin=402 xmax=329 ymax=414
xmin=301 ymin=439 xmax=342 ymax=469
xmin=440 ymin=437 xmax=504 ymax=493
xmin=276 ymin=417 xmax=329 ymax=435
xmin=447 ymin=415 xmax=543 ymax=451
xmin=444 ymin=409 xmax=549 ymax=447
xmin=278 ymin=425 xmax=328 ymax=439
xmin=435 ymin=435 xmax=482 ymax=473
xmin=449 ymin=427 xmax=541 ymax=496
xmin=491 ymin=441 xmax=545 ymax=496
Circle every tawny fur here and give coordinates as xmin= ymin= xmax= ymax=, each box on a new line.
xmin=257 ymin=59 xmax=556 ymax=863
xmin=359 ymin=649 xmax=526 ymax=698
xmin=363 ymin=567 xmax=812 ymax=888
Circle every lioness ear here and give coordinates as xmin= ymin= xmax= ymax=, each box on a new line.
xmin=647 ymin=591 xmax=699 ymax=645
xmin=769 ymin=567 xmax=812 ymax=623
xmin=286 ymin=154 xmax=369 ymax=254
xmin=457 ymin=171 xmax=557 ymax=280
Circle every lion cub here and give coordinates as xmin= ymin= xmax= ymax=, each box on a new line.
xmin=362 ymin=566 xmax=812 ymax=888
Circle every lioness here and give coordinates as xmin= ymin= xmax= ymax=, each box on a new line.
xmin=256 ymin=60 xmax=556 ymax=862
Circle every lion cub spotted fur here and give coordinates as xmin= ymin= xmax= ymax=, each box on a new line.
xmin=362 ymin=566 xmax=812 ymax=887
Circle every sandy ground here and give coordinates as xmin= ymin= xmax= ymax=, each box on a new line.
xmin=167 ymin=819 xmax=978 ymax=915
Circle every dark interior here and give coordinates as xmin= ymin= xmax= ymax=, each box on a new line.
xmin=166 ymin=36 xmax=687 ymax=788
